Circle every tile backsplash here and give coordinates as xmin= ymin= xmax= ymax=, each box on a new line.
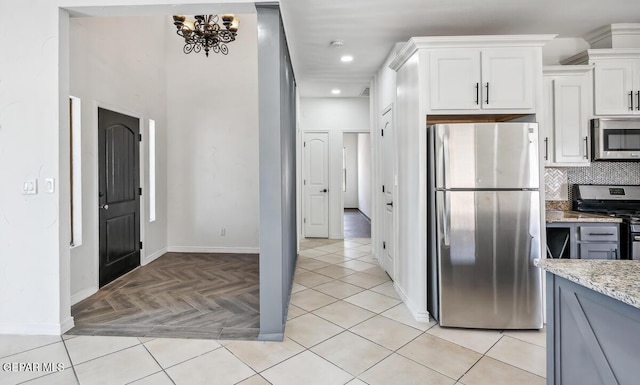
xmin=546 ymin=162 xmax=640 ymax=203
xmin=544 ymin=168 xmax=568 ymax=200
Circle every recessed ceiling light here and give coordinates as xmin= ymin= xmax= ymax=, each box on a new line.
xmin=331 ymin=89 xmax=341 ymax=95
xmin=340 ymin=55 xmax=354 ymax=63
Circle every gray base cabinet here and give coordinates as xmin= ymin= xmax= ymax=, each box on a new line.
xmin=546 ymin=222 xmax=620 ymax=259
xmin=546 ymin=273 xmax=640 ymax=385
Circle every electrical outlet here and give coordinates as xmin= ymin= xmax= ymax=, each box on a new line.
xmin=220 ymin=228 xmax=226 ymax=236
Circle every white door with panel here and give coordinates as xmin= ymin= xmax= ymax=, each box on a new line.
xmin=380 ymin=108 xmax=395 ymax=279
xmin=304 ymin=132 xmax=330 ymax=238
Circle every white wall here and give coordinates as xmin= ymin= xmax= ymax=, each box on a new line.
xmin=166 ymin=14 xmax=259 ymax=253
xmin=343 ymin=133 xmax=359 ymax=208
xmin=542 ymin=37 xmax=589 ymax=65
xmin=357 ymin=133 xmax=372 ymax=218
xmin=68 ymin=15 xmax=169 ymax=304
xmin=299 ymin=97 xmax=369 ymax=239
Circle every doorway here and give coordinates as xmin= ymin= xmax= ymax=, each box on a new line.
xmin=98 ymin=108 xmax=141 ymax=287
xmin=303 ymin=132 xmax=330 ymax=238
xmin=342 ymin=132 xmax=372 ymax=239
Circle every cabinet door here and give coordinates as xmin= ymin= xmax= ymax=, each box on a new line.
xmin=481 ymin=48 xmax=535 ymax=110
xmin=429 ymin=50 xmax=481 ymax=110
xmin=553 ymin=76 xmax=591 ymax=164
xmin=541 ymin=76 xmax=554 ymax=165
xmin=593 ymin=60 xmax=635 ymax=115
xmin=579 ymin=243 xmax=618 ymax=259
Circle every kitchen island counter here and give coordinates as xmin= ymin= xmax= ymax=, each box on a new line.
xmin=534 ymin=259 xmax=640 ymax=309
xmin=535 ymin=258 xmax=640 ymax=385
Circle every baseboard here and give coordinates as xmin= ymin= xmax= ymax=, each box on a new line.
xmin=393 ymin=282 xmax=431 ymax=322
xmin=258 ymin=331 xmax=284 ymax=341
xmin=0 ymin=317 xmax=75 ymax=336
xmin=71 ymin=286 xmax=99 ymax=306
xmin=358 ymin=209 xmax=371 ymax=222
xmin=167 ymin=246 xmax=260 ymax=254
xmin=60 ymin=317 xmax=75 ymax=334
xmin=142 ymin=247 xmax=167 ymax=265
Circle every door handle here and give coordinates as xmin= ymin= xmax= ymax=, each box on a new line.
xmin=636 ymin=90 xmax=640 ymax=111
xmin=475 ymin=82 xmax=479 ymax=105
xmin=485 ymin=82 xmax=489 ymax=105
xmin=543 ymin=137 xmax=549 ymax=161
xmin=386 ymin=202 xmax=393 ymax=207
xmin=584 ymin=136 xmax=588 ymax=159
xmin=321 ymin=189 xmax=328 ymax=193
xmin=100 ymin=204 xmax=109 ymax=210
xmin=630 ymin=91 xmax=634 ymax=111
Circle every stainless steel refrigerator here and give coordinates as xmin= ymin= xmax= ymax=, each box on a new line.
xmin=426 ymin=122 xmax=543 ymax=329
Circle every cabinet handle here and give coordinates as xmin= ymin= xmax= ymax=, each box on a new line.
xmin=475 ymin=83 xmax=479 ymax=105
xmin=613 ymin=249 xmax=618 ymax=259
xmin=636 ymin=91 xmax=640 ymax=111
xmin=588 ymin=232 xmax=615 ymax=236
xmin=630 ymin=91 xmax=634 ymax=111
xmin=544 ymin=137 xmax=549 ymax=161
xmin=485 ymin=83 xmax=490 ymax=104
xmin=584 ymin=136 xmax=588 ymax=159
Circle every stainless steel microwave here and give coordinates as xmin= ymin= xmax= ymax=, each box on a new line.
xmin=592 ymin=118 xmax=640 ymax=160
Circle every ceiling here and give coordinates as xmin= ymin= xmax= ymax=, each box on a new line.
xmin=278 ymin=0 xmax=640 ymax=98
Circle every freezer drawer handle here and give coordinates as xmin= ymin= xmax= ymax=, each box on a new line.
xmin=588 ymin=232 xmax=615 ymax=236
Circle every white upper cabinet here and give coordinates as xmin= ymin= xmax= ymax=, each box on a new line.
xmin=562 ymin=50 xmax=640 ymax=116
xmin=593 ymin=59 xmax=640 ymax=115
xmin=482 ymin=48 xmax=535 ymax=110
xmin=429 ymin=50 xmax=481 ymax=110
xmin=428 ymin=47 xmax=535 ymax=112
xmin=542 ymin=66 xmax=593 ymax=167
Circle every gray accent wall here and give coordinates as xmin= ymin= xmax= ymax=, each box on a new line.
xmin=257 ymin=3 xmax=297 ymax=341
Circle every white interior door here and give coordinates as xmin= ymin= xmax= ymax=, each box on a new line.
xmin=304 ymin=132 xmax=329 ymax=238
xmin=381 ymin=108 xmax=395 ymax=278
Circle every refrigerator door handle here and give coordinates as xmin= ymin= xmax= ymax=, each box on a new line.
xmin=438 ymin=192 xmax=450 ymax=247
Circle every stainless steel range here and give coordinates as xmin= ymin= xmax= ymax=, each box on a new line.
xmin=574 ymin=185 xmax=640 ymax=260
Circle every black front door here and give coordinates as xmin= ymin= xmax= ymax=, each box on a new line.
xmin=98 ymin=108 xmax=141 ymax=287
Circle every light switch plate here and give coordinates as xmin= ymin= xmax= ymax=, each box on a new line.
xmin=45 ymin=178 xmax=55 ymax=193
xmin=22 ymin=179 xmax=37 ymax=195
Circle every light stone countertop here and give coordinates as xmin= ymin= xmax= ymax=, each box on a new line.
xmin=545 ymin=210 xmax=623 ymax=223
xmin=534 ymin=259 xmax=640 ymax=310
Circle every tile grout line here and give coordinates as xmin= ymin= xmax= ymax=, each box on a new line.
xmin=61 ymin=337 xmax=82 ymax=385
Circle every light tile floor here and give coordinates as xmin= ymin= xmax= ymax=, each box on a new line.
xmin=0 ymin=238 xmax=546 ymax=385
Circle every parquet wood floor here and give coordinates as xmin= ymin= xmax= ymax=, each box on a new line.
xmin=67 ymin=252 xmax=260 ymax=340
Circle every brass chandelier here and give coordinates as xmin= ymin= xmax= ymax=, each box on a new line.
xmin=172 ymin=14 xmax=239 ymax=57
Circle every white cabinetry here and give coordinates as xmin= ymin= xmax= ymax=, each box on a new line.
xmin=593 ymin=60 xmax=640 ymax=115
xmin=542 ymin=66 xmax=593 ymax=166
xmin=429 ymin=48 xmax=535 ymax=111
xmin=562 ymin=50 xmax=640 ymax=115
